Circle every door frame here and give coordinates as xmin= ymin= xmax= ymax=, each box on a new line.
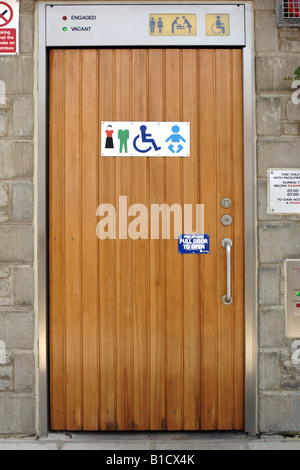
xmin=37 ymin=1 xmax=257 ymax=436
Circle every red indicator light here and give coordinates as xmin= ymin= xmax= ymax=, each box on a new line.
xmin=296 ymin=303 xmax=300 ymax=308
xmin=62 ymin=16 xmax=68 ymax=21
xmin=288 ymin=0 xmax=300 ymax=16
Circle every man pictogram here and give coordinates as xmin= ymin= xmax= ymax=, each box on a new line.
xmin=118 ymin=127 xmax=129 ymax=154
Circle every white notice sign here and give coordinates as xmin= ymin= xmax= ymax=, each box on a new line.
xmin=268 ymin=169 xmax=300 ymax=214
xmin=101 ymin=122 xmax=190 ymax=157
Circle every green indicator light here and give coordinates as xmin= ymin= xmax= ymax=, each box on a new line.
xmin=296 ymin=292 xmax=300 ymax=296
xmin=62 ymin=27 xmax=68 ymax=32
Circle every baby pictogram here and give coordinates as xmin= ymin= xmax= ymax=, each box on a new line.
xmin=133 ymin=125 xmax=161 ymax=153
xmin=165 ymin=125 xmax=186 ymax=153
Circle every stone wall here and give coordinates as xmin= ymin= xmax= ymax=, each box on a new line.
xmin=255 ymin=0 xmax=300 ymax=432
xmin=0 ymin=0 xmax=35 ymax=434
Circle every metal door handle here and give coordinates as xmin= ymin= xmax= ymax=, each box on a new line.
xmin=222 ymin=238 xmax=233 ymax=305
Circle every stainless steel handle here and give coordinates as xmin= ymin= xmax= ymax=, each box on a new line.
xmin=222 ymin=238 xmax=233 ymax=305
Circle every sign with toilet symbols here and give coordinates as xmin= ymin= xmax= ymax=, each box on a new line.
xmin=101 ymin=122 xmax=190 ymax=157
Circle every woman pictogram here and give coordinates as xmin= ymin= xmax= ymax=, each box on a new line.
xmin=105 ymin=125 xmax=114 ymax=149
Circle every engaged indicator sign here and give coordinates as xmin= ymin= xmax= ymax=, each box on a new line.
xmin=149 ymin=14 xmax=196 ymax=36
xmin=0 ymin=0 xmax=19 ymax=55
xmin=268 ymin=169 xmax=300 ymax=214
xmin=178 ymin=234 xmax=210 ymax=254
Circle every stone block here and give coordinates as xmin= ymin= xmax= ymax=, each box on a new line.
xmin=0 ymin=183 xmax=8 ymax=208
xmin=0 ymin=80 xmax=6 ymax=106
xmin=0 ymin=226 xmax=33 ymax=263
xmin=20 ymin=0 xmax=36 ymax=15
xmin=282 ymin=376 xmax=300 ymax=389
xmin=259 ymin=351 xmax=280 ymax=390
xmin=259 ymin=224 xmax=300 ymax=263
xmin=0 ymin=396 xmax=35 ymax=434
xmin=14 ymin=353 xmax=35 ymax=392
xmin=258 ymin=266 xmax=279 ymax=305
xmin=257 ymin=139 xmax=300 ymax=178
xmin=255 ymin=12 xmax=278 ymax=52
xmin=0 ymin=311 xmax=34 ymax=349
xmin=0 ymin=212 xmax=8 ymax=223
xmin=0 ymin=380 xmax=12 ymax=391
xmin=13 ymin=267 xmax=34 ymax=307
xmin=256 ymin=96 xmax=281 ymax=136
xmin=281 ymin=41 xmax=300 ymax=53
xmin=0 ymin=268 xmax=10 ymax=279
xmin=286 ymin=99 xmax=300 ymax=121
xmin=256 ymin=56 xmax=300 ymax=92
xmin=12 ymin=182 xmax=34 ymax=222
xmin=0 ymin=110 xmax=8 ymax=136
xmin=254 ymin=0 xmax=275 ymax=10
xmin=259 ymin=392 xmax=297 ymax=432
xmin=279 ymin=27 xmax=300 ymax=39
xmin=0 ymin=57 xmax=33 ymax=96
xmin=0 ymin=364 xmax=13 ymax=379
xmin=283 ymin=123 xmax=299 ymax=135
xmin=258 ymin=307 xmax=288 ymax=347
xmin=12 ymin=97 xmax=34 ymax=137
xmin=0 ymin=281 xmax=10 ymax=297
xmin=0 ymin=140 xmax=33 ymax=178
xmin=20 ymin=14 xmax=34 ymax=54
xmin=281 ymin=349 xmax=300 ymax=374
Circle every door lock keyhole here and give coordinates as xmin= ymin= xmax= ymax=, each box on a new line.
xmin=221 ymin=215 xmax=232 ymax=226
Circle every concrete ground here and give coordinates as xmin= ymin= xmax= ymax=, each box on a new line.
xmin=0 ymin=431 xmax=300 ymax=450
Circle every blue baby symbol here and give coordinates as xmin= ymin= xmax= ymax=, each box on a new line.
xmin=165 ymin=125 xmax=186 ymax=153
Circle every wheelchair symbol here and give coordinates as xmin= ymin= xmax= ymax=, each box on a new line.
xmin=211 ymin=16 xmax=226 ymax=35
xmin=133 ymin=125 xmax=161 ymax=153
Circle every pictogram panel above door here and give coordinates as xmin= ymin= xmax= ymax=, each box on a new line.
xmin=46 ymin=3 xmax=245 ymax=47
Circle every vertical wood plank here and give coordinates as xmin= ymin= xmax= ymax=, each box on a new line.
xmin=199 ymin=49 xmax=218 ymax=430
xmin=115 ymin=49 xmax=134 ymax=430
xmin=98 ymin=49 xmax=117 ymax=430
xmin=182 ymin=49 xmax=200 ymax=430
xmin=165 ymin=49 xmax=183 ymax=430
xmin=216 ymin=49 xmax=234 ymax=430
xmin=148 ymin=49 xmax=166 ymax=430
xmin=64 ymin=49 xmax=82 ymax=430
xmin=131 ymin=49 xmax=150 ymax=430
xmin=49 ymin=49 xmax=66 ymax=430
xmin=81 ymin=50 xmax=99 ymax=430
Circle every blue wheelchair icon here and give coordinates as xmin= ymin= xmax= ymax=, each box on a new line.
xmin=133 ymin=125 xmax=161 ymax=153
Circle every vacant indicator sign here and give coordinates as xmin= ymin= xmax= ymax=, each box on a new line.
xmin=149 ymin=14 xmax=197 ymax=36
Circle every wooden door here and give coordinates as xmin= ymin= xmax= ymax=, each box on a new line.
xmin=49 ymin=48 xmax=244 ymax=431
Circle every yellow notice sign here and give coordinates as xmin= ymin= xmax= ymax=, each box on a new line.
xmin=149 ymin=14 xmax=196 ymax=36
xmin=206 ymin=14 xmax=230 ymax=36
